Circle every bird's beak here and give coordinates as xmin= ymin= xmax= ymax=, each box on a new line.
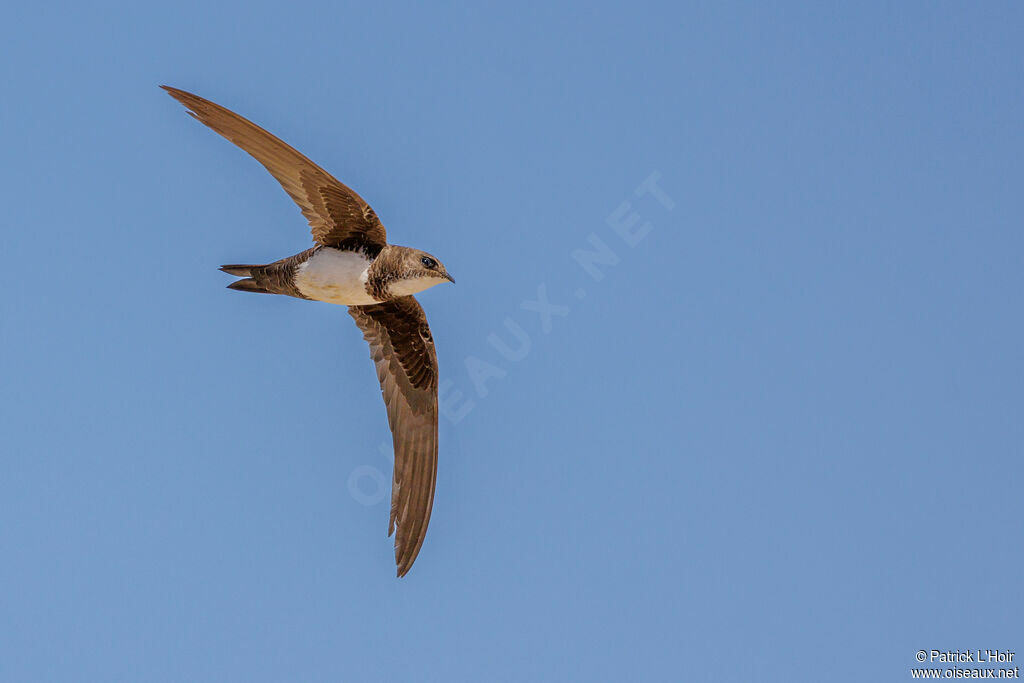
xmin=443 ymin=272 xmax=455 ymax=284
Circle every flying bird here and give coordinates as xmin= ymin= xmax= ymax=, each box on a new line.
xmin=163 ymin=86 xmax=453 ymax=577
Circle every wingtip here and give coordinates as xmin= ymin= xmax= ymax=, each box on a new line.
xmin=394 ymin=536 xmax=414 ymax=578
xmin=161 ymin=85 xmax=189 ymax=106
xmin=395 ymin=544 xmax=422 ymax=578
xmin=161 ymin=85 xmax=197 ymax=105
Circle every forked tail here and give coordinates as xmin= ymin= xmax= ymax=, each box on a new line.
xmin=219 ymin=250 xmax=311 ymax=298
xmin=220 ymin=263 xmax=271 ymax=294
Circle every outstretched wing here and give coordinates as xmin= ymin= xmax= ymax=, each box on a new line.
xmin=162 ymin=86 xmax=387 ymax=249
xmin=348 ymin=296 xmax=438 ymax=577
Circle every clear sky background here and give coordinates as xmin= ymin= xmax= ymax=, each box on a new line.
xmin=1 ymin=2 xmax=1022 ymax=681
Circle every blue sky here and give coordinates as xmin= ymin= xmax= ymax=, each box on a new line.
xmin=1 ymin=2 xmax=1022 ymax=681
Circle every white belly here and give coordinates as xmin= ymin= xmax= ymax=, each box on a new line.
xmin=294 ymin=248 xmax=378 ymax=305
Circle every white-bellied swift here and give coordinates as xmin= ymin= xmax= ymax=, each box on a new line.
xmin=163 ymin=86 xmax=453 ymax=577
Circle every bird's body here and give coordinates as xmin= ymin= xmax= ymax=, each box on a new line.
xmin=294 ymin=246 xmax=377 ymax=305
xmin=163 ymin=85 xmax=453 ymax=577
xmin=223 ymin=244 xmax=449 ymax=305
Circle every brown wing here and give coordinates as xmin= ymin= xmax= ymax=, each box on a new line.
xmin=348 ymin=296 xmax=438 ymax=577
xmin=162 ymin=86 xmax=387 ymax=248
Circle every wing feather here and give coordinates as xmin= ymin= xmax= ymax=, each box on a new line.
xmin=348 ymin=296 xmax=438 ymax=577
xmin=162 ymin=86 xmax=387 ymax=248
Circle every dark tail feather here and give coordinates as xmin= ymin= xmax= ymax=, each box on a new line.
xmin=220 ymin=264 xmax=258 ymax=277
xmin=227 ymin=278 xmax=272 ymax=294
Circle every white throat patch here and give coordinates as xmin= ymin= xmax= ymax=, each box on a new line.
xmin=387 ymin=275 xmax=443 ymax=298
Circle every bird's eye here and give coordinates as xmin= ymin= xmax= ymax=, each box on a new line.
xmin=421 ymin=257 xmax=436 ymax=268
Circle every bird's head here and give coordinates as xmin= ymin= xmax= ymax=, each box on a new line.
xmin=385 ymin=247 xmax=455 ymax=297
